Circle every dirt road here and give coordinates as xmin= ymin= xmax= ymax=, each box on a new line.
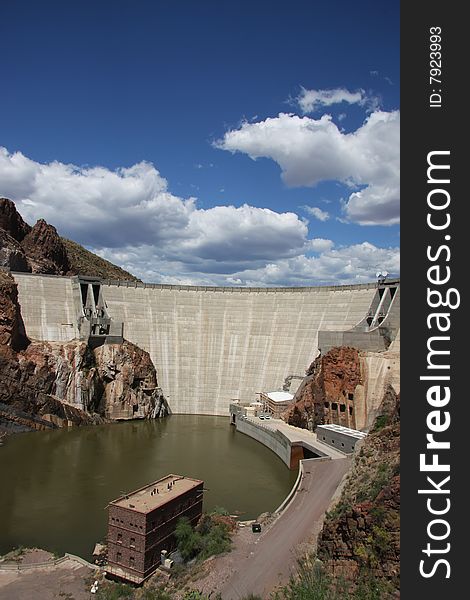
xmin=195 ymin=457 xmax=351 ymax=599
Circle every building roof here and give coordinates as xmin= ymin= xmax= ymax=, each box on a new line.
xmin=109 ymin=474 xmax=203 ymax=514
xmin=316 ymin=424 xmax=367 ymax=439
xmin=263 ymin=391 xmax=294 ymax=402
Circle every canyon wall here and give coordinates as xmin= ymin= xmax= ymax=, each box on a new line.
xmin=0 ymin=272 xmax=167 ymax=433
xmin=283 ymin=334 xmax=400 ymax=432
xmin=317 ymin=387 xmax=400 ymax=592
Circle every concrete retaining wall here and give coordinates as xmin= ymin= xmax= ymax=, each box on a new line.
xmin=235 ymin=417 xmax=293 ymax=467
xmin=12 ymin=274 xmax=378 ymax=415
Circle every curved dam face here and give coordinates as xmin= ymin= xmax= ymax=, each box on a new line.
xmin=13 ymin=274 xmax=378 ymax=415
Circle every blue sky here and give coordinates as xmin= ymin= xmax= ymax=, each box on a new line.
xmin=0 ymin=0 xmax=400 ymax=286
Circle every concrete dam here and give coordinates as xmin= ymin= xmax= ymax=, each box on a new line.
xmin=12 ymin=273 xmax=399 ymax=416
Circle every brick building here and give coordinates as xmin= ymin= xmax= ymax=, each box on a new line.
xmin=106 ymin=474 xmax=204 ymax=583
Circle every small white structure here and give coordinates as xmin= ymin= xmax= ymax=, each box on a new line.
xmin=260 ymin=391 xmax=294 ymax=418
xmin=316 ymin=424 xmax=367 ymax=454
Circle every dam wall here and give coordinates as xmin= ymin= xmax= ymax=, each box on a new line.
xmin=12 ymin=273 xmax=381 ymax=416
xmin=14 ymin=273 xmax=81 ymax=342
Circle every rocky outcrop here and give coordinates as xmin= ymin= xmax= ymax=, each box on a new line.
xmin=283 ymin=347 xmax=362 ymax=430
xmin=0 ymin=271 xmax=29 ymax=351
xmin=0 ymin=198 xmax=31 ymax=242
xmin=0 ymin=197 xmax=139 ymax=280
xmin=0 ymin=229 xmax=30 ymax=272
xmin=316 ymin=387 xmax=400 ymax=593
xmin=0 ymin=198 xmax=70 ymax=275
xmin=94 ymin=342 xmax=167 ymax=420
xmin=20 ymin=219 xmax=71 ymax=275
xmin=283 ymin=342 xmax=400 ymax=432
xmin=0 ymin=272 xmax=167 ymax=433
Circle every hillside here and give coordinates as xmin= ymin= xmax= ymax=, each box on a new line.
xmin=0 ymin=197 xmax=139 ymax=281
xmin=62 ymin=237 xmax=140 ymax=281
xmin=317 ymin=386 xmax=400 ymax=596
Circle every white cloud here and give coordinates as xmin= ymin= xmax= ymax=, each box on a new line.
xmin=297 ymin=87 xmax=366 ymax=113
xmin=308 ymin=238 xmax=334 ymax=252
xmin=0 ymin=146 xmax=309 ymax=271
xmin=304 ymin=206 xmax=330 ymax=222
xmin=215 ymin=110 xmax=399 ymax=226
xmin=0 ymin=146 xmax=399 ymax=286
xmin=95 ymin=240 xmax=398 ymax=287
xmin=225 ymin=242 xmax=400 ymax=287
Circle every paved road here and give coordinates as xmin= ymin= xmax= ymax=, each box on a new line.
xmin=219 ymin=457 xmax=351 ymax=600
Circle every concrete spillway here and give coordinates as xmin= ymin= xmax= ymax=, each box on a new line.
xmin=13 ymin=274 xmax=382 ymax=415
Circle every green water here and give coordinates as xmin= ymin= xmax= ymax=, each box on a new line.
xmin=0 ymin=415 xmax=296 ymax=560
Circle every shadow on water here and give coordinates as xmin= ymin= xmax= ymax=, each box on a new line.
xmin=0 ymin=415 xmax=296 ymax=560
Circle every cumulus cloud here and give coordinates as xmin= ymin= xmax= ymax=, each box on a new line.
xmin=0 ymin=146 xmax=309 ymax=271
xmin=304 ymin=206 xmax=330 ymax=222
xmin=215 ymin=110 xmax=399 ymax=226
xmin=225 ymin=242 xmax=400 ymax=287
xmin=297 ymin=87 xmax=365 ymax=113
xmin=0 ymin=146 xmax=399 ymax=286
xmin=95 ymin=241 xmax=398 ymax=287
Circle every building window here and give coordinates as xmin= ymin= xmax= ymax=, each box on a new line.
xmin=348 ymin=393 xmax=354 ymax=401
xmin=117 ymin=533 xmax=122 ymax=543
xmin=349 ymin=406 xmax=353 ymax=415
xmin=130 ymin=556 xmax=135 ymax=567
xmin=116 ymin=552 xmax=122 ymax=563
xmin=324 ymin=402 xmax=329 ymax=408
xmin=130 ymin=538 xmax=136 ymax=548
xmin=332 ymin=403 xmax=338 ymax=411
xmin=340 ymin=404 xmax=346 ymax=412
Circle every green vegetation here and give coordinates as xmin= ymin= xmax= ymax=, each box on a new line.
xmin=181 ymin=592 xmax=220 ymax=600
xmin=273 ymin=560 xmax=394 ymax=600
xmin=0 ymin=545 xmax=27 ymax=562
xmin=371 ymin=414 xmax=390 ymax=432
xmin=137 ymin=587 xmax=174 ymax=600
xmin=175 ymin=510 xmax=232 ymax=563
xmin=95 ymin=580 xmax=134 ymax=599
xmin=62 ymin=237 xmax=140 ymax=281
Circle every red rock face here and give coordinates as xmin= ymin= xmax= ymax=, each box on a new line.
xmin=0 ymin=198 xmax=31 ymax=242
xmin=0 ymin=273 xmax=166 ymax=433
xmin=0 ymin=271 xmax=29 ymax=351
xmin=0 ymin=229 xmax=31 ymax=272
xmin=20 ymin=219 xmax=71 ymax=275
xmin=283 ymin=346 xmax=362 ymax=430
xmin=0 ymin=199 xmax=70 ymax=275
xmin=317 ymin=389 xmax=400 ymax=593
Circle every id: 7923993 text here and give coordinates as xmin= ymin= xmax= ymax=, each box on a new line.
xmin=429 ymin=26 xmax=442 ymax=108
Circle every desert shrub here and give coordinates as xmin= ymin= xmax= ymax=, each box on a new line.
xmin=95 ymin=580 xmax=134 ymax=599
xmin=273 ymin=559 xmax=395 ymax=600
xmin=175 ymin=511 xmax=232 ymax=564
xmin=175 ymin=517 xmax=203 ymax=561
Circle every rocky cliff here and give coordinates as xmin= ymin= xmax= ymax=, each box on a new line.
xmin=283 ymin=343 xmax=400 ymax=432
xmin=283 ymin=346 xmax=362 ymax=430
xmin=0 ymin=272 xmax=167 ymax=434
xmin=316 ymin=387 xmax=400 ymax=594
xmin=0 ymin=197 xmax=139 ymax=281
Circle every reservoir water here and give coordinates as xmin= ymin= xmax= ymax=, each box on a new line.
xmin=0 ymin=415 xmax=296 ymax=560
